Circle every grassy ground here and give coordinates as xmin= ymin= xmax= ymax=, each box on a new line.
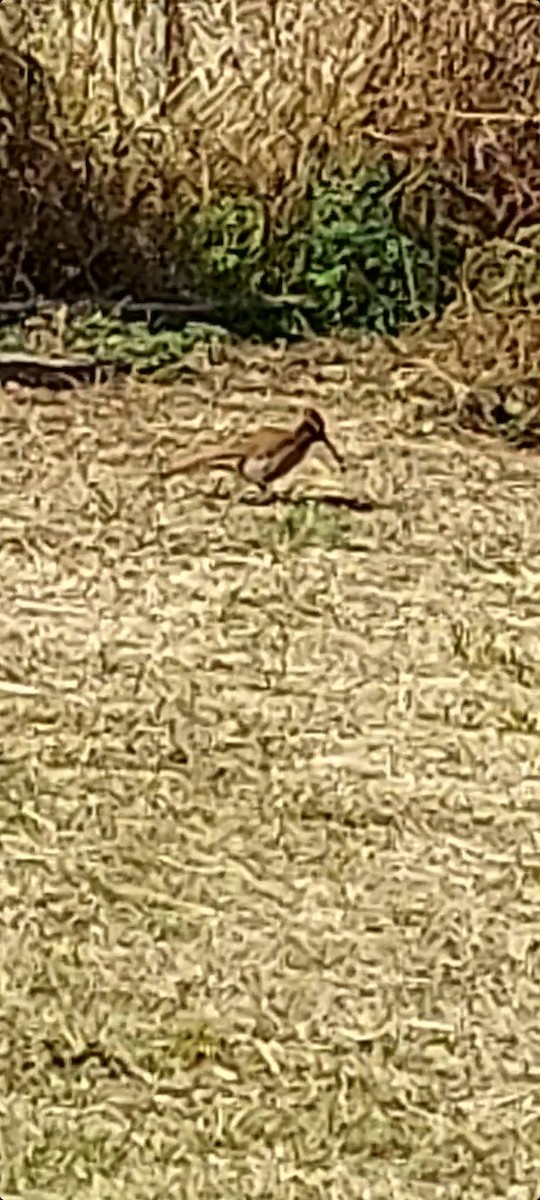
xmin=1 ymin=333 xmax=540 ymax=1199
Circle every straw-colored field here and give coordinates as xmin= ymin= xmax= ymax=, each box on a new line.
xmin=4 ymin=0 xmax=540 ymax=1192
xmin=2 ymin=331 xmax=540 ymax=1199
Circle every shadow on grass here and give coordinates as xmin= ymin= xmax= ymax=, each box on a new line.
xmin=238 ymin=491 xmax=379 ymax=513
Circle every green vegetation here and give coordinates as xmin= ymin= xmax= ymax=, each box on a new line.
xmin=189 ymin=166 xmax=460 ymax=338
xmin=0 ymin=308 xmax=230 ymax=380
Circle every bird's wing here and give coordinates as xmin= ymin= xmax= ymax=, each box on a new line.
xmin=162 ymin=425 xmax=291 ymax=477
xmin=241 ymin=427 xmax=292 ymax=457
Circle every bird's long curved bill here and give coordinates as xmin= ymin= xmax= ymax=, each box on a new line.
xmin=323 ymin=434 xmax=346 ymax=468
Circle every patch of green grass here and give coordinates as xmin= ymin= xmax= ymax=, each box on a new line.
xmin=0 ymin=309 xmax=230 ymax=378
xmin=266 ymin=499 xmax=356 ymax=552
xmin=66 ymin=312 xmax=227 ymax=376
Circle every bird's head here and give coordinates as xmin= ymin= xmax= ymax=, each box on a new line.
xmin=301 ymin=407 xmax=345 ymax=468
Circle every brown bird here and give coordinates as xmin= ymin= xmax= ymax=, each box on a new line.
xmin=162 ymin=407 xmax=345 ymax=492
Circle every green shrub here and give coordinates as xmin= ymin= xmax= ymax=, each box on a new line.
xmin=188 ymin=165 xmax=461 ymax=339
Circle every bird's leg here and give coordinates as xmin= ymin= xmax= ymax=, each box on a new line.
xmin=209 ymin=476 xmax=230 ymax=500
xmin=249 ymin=480 xmax=278 ymax=506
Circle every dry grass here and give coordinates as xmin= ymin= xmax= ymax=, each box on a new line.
xmin=4 ymin=0 xmax=540 ymax=298
xmin=2 ymin=2 xmax=540 ymax=1191
xmin=12 ymin=0 xmax=540 ymax=188
xmin=2 ymin=322 xmax=540 ymax=1198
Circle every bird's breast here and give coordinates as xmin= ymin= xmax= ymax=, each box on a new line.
xmin=241 ymin=450 xmax=275 ymax=485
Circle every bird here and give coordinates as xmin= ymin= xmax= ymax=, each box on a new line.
xmin=161 ymin=407 xmax=346 ymax=493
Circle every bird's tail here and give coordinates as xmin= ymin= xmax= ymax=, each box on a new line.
xmin=161 ymin=447 xmax=243 ymax=478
